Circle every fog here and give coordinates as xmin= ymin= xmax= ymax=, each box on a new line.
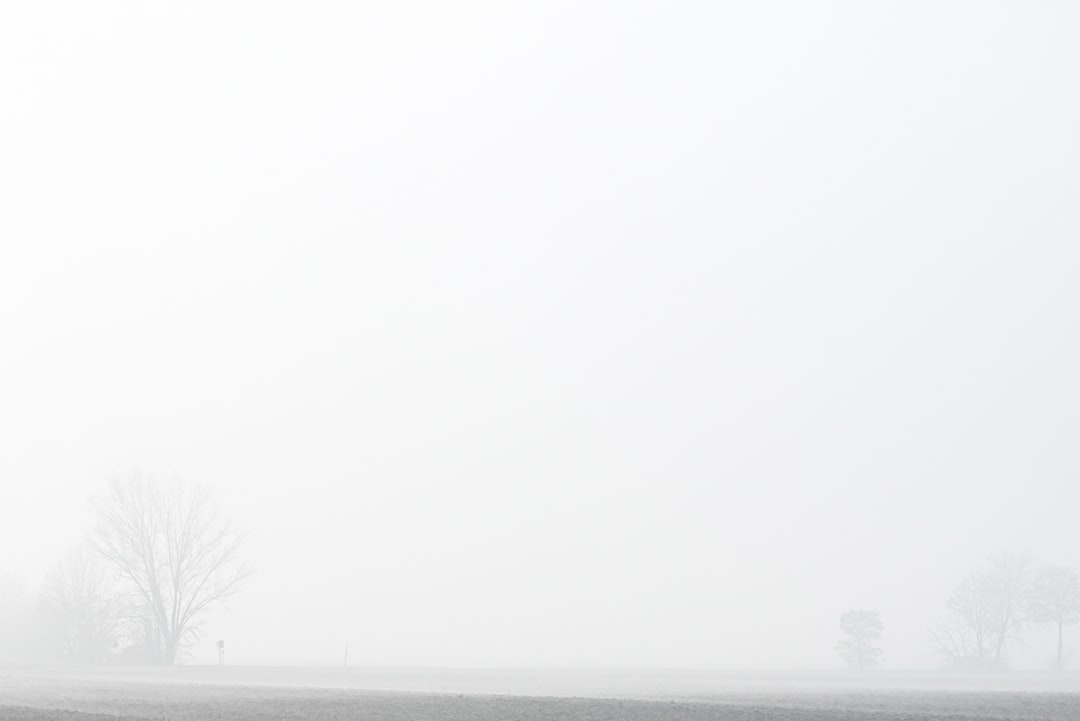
xmin=1 ymin=1 xmax=1078 ymax=673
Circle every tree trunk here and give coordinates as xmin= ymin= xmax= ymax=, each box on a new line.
xmin=163 ymin=633 xmax=178 ymax=665
xmin=1057 ymin=621 xmax=1064 ymax=671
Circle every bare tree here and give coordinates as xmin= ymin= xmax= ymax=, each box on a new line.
xmin=931 ymin=554 xmax=1031 ymax=669
xmin=930 ymin=573 xmax=995 ymax=666
xmin=1029 ymin=566 xmax=1080 ymax=670
xmin=39 ymin=545 xmax=125 ymax=664
xmin=836 ymin=608 xmax=884 ymax=670
xmin=985 ymin=553 xmax=1031 ymax=664
xmin=91 ymin=472 xmax=248 ymax=664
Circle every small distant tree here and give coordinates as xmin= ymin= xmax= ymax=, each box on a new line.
xmin=39 ymin=546 xmax=125 ymax=664
xmin=91 ymin=472 xmax=249 ymax=664
xmin=1029 ymin=566 xmax=1080 ymax=671
xmin=836 ymin=608 xmax=884 ymax=669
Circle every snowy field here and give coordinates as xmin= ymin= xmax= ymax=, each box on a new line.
xmin=2 ymin=667 xmax=1079 ymax=720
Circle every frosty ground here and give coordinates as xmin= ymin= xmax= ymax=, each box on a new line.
xmin=1 ymin=667 xmax=1078 ymax=720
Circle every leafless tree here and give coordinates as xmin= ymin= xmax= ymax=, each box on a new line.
xmin=91 ymin=472 xmax=249 ymax=664
xmin=985 ymin=553 xmax=1031 ymax=664
xmin=836 ymin=608 xmax=884 ymax=669
xmin=39 ymin=545 xmax=125 ymax=664
xmin=930 ymin=553 xmax=1031 ymax=668
xmin=930 ymin=573 xmax=994 ymax=665
xmin=1029 ymin=565 xmax=1080 ymax=670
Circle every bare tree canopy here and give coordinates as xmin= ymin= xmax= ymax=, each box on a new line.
xmin=930 ymin=574 xmax=995 ymax=665
xmin=91 ymin=472 xmax=248 ymax=664
xmin=1029 ymin=566 xmax=1080 ymax=671
xmin=986 ymin=554 xmax=1031 ymax=664
xmin=835 ymin=608 xmax=884 ymax=670
xmin=39 ymin=545 xmax=124 ymax=664
xmin=930 ymin=553 xmax=1031 ymax=669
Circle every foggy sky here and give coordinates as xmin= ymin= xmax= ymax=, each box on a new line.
xmin=2 ymin=1 xmax=1079 ymax=670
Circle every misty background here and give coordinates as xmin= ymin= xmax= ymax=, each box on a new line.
xmin=2 ymin=1 xmax=1078 ymax=671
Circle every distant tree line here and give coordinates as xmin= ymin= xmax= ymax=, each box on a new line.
xmin=931 ymin=554 xmax=1080 ymax=671
xmin=0 ymin=472 xmax=247 ymax=665
xmin=838 ymin=553 xmax=1080 ymax=672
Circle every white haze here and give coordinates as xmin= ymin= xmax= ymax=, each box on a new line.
xmin=1 ymin=1 xmax=1078 ymax=671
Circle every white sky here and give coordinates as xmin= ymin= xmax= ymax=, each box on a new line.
xmin=1 ymin=1 xmax=1078 ymax=669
